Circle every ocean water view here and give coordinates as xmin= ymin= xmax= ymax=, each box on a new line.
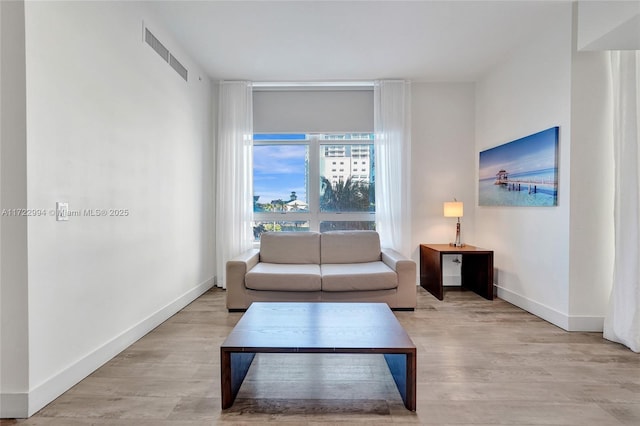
xmin=479 ymin=168 xmax=557 ymax=207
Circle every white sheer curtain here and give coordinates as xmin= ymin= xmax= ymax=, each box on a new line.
xmin=374 ymin=80 xmax=412 ymax=256
xmin=604 ymin=51 xmax=640 ymax=352
xmin=215 ymin=81 xmax=253 ymax=289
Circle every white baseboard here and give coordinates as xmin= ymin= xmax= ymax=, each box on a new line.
xmin=1 ymin=277 xmax=214 ymax=419
xmin=496 ymin=285 xmax=604 ymax=332
xmin=568 ymin=315 xmax=605 ymax=332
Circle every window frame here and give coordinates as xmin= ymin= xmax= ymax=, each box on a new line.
xmin=253 ymin=133 xmax=375 ymax=235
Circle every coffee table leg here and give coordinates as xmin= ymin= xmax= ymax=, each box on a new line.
xmin=220 ymin=350 xmax=256 ymax=409
xmin=384 ymin=352 xmax=416 ymax=411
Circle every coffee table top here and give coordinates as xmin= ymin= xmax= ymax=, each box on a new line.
xmin=221 ymin=302 xmax=415 ymax=353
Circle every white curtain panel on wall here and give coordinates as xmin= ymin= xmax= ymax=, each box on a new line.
xmin=374 ymin=80 xmax=412 ymax=257
xmin=215 ymin=81 xmax=254 ymax=289
xmin=604 ymin=51 xmax=640 ymax=353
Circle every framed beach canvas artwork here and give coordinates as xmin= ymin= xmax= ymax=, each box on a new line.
xmin=479 ymin=127 xmax=559 ymax=207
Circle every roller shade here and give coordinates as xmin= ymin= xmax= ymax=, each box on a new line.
xmin=253 ymin=89 xmax=374 ymax=133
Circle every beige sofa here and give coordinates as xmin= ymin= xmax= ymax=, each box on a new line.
xmin=225 ymin=230 xmax=417 ymax=311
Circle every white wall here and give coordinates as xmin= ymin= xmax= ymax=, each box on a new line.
xmin=2 ymin=1 xmax=214 ymax=417
xmin=577 ymin=0 xmax=640 ymax=50
xmin=411 ymin=83 xmax=476 ymax=282
xmin=475 ymin=4 xmax=574 ymax=327
xmin=0 ymin=0 xmax=30 ymax=418
xmin=569 ymin=16 xmax=615 ymax=329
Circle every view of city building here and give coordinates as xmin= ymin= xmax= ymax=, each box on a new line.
xmin=321 ymin=144 xmax=372 ymax=186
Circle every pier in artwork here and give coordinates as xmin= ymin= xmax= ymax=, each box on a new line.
xmin=494 ymin=169 xmax=557 ymax=194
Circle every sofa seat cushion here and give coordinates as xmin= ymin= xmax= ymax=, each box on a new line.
xmin=320 ymin=262 xmax=398 ymax=292
xmin=245 ymin=263 xmax=321 ymax=292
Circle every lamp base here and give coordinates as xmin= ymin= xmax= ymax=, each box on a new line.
xmin=449 ymin=221 xmax=464 ymax=247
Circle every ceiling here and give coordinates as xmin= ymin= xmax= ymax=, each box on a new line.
xmin=144 ymin=0 xmax=567 ymax=83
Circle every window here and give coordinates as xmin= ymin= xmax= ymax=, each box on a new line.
xmin=253 ymin=133 xmax=375 ymax=240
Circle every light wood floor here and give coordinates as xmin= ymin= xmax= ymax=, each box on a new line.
xmin=3 ymin=287 xmax=639 ymax=425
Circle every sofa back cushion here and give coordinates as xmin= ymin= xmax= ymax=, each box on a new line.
xmin=320 ymin=231 xmax=381 ymax=264
xmin=259 ymin=231 xmax=321 ymax=264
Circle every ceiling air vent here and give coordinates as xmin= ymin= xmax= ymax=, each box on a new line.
xmin=144 ymin=26 xmax=188 ymax=82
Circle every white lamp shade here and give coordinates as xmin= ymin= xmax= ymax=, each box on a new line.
xmin=443 ymin=201 xmax=463 ymax=218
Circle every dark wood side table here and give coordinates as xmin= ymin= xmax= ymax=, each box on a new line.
xmin=420 ymin=244 xmax=494 ymax=301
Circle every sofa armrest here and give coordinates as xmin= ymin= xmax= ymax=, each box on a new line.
xmin=226 ymin=248 xmax=260 ymax=310
xmin=381 ymin=248 xmax=410 ymax=271
xmin=381 ymin=248 xmax=417 ymax=309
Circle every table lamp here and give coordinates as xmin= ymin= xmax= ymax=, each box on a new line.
xmin=444 ymin=200 xmax=464 ymax=247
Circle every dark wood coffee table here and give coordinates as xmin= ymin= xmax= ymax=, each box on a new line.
xmin=220 ymin=302 xmax=417 ymax=411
